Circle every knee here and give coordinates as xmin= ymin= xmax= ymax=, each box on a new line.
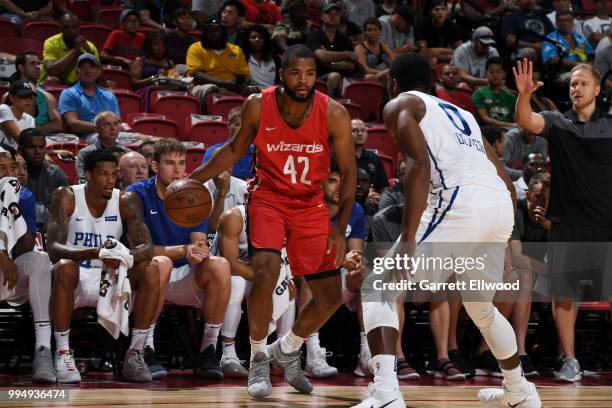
xmin=152 ymin=256 xmax=173 ymax=286
xmin=327 ymin=72 xmax=341 ymax=86
xmin=197 ymin=256 xmax=231 ymax=288
xmin=136 ymin=261 xmax=161 ymax=292
xmin=53 ymin=260 xmax=79 ymax=287
xmin=23 ymin=251 xmax=51 ymax=277
xmin=253 ymin=262 xmax=280 ymax=286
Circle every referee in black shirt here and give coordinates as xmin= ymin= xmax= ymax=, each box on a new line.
xmin=514 ymin=59 xmax=612 ymax=383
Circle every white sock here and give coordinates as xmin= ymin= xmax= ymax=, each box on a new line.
xmin=222 ymin=341 xmax=237 ymax=357
xmin=360 ymin=332 xmax=370 ymax=355
xmin=372 ymin=354 xmax=399 ymax=392
xmin=34 ymin=321 xmax=52 ymax=349
xmin=305 ymin=332 xmax=321 ymax=355
xmin=250 ymin=337 xmax=268 ymax=361
xmin=502 ymin=365 xmax=530 ymax=393
xmin=201 ymin=323 xmax=222 ymax=352
xmin=54 ymin=330 xmax=70 ymax=352
xmin=280 ymin=330 xmax=305 ymax=354
xmin=145 ymin=323 xmax=155 ymax=350
xmin=129 ymin=328 xmax=149 ymax=351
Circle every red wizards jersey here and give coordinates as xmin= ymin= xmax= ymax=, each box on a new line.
xmin=248 ymin=86 xmax=330 ymax=203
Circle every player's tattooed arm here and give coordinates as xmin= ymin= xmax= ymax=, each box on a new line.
xmin=190 ymin=95 xmax=260 ymax=183
xmin=47 ymin=187 xmax=99 ymax=263
xmin=120 ymin=191 xmax=154 ymax=264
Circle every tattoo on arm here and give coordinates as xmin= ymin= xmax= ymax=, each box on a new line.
xmin=121 ymin=192 xmax=153 ymax=264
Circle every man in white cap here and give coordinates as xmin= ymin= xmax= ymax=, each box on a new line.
xmin=450 ymin=26 xmax=499 ymax=87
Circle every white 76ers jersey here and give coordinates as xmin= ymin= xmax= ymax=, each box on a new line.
xmin=67 ymin=184 xmax=123 ymax=269
xmin=407 ymin=91 xmax=506 ymax=196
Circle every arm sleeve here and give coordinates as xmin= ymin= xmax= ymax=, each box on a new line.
xmin=348 ymin=204 xmax=367 ymax=240
xmin=373 ymin=157 xmax=390 ymax=191
xmin=58 ymin=90 xmax=75 ymax=115
xmin=450 ymin=47 xmax=468 ymax=70
xmin=235 ymin=48 xmax=250 ymax=77
xmin=471 ymin=88 xmax=486 ymax=109
xmin=0 ymin=105 xmax=14 ymax=124
xmin=102 ymin=30 xmax=118 ymax=51
xmin=370 ymin=211 xmax=391 ymax=242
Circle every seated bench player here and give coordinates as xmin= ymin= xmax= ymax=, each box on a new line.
xmin=48 ymin=149 xmax=170 ymax=383
xmin=126 ymin=139 xmax=231 ymax=380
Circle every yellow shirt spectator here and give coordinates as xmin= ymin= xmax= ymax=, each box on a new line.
xmin=186 ymin=41 xmax=249 ymax=81
xmin=39 ymin=33 xmax=99 ymax=85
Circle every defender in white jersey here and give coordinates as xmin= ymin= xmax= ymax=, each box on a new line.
xmin=47 ymin=150 xmax=171 ymax=384
xmin=355 ymin=53 xmax=542 ymax=408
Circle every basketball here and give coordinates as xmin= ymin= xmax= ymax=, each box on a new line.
xmin=164 ymin=179 xmax=212 ymax=228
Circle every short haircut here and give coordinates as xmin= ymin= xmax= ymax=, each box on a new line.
xmin=556 ymin=9 xmax=574 ymax=19
xmin=482 ymin=126 xmax=504 ymax=145
xmin=173 ymin=7 xmax=190 ymax=20
xmin=228 ymin=105 xmax=242 ymax=122
xmin=522 ymin=152 xmax=544 ymax=164
xmin=396 ymin=5 xmax=415 ymax=25
xmin=18 ymin=128 xmax=45 ymax=148
xmin=485 ymin=56 xmax=504 ymax=71
xmin=94 ymin=111 xmax=118 ymax=126
xmin=570 ymin=63 xmax=601 ymax=84
xmin=281 ymin=45 xmax=315 ymax=69
xmin=528 ymin=171 xmax=550 ymax=190
xmin=329 ymin=158 xmax=340 ymax=175
xmin=220 ymin=0 xmax=246 ymax=17
xmin=153 ymin=138 xmax=186 ymax=163
xmin=139 ymin=140 xmax=155 ymax=151
xmin=389 ymin=52 xmax=432 ymax=92
xmin=0 ymin=143 xmax=16 ymax=160
xmin=363 ymin=16 xmax=382 ymax=31
xmin=59 ymin=12 xmax=79 ymax=24
xmin=83 ymin=149 xmax=118 ymax=173
xmin=14 ymin=51 xmax=37 ymax=73
xmin=286 ymin=0 xmax=307 ymax=16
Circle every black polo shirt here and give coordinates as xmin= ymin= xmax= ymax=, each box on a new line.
xmin=357 ymin=149 xmax=390 ymax=192
xmin=540 ymin=108 xmax=612 ymax=226
xmin=306 ymin=28 xmax=355 ymax=76
xmin=511 ymin=199 xmax=548 ymax=261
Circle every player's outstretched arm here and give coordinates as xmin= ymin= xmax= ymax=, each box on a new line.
xmin=513 ymin=58 xmax=546 ymax=135
xmin=484 ymin=139 xmax=517 ymax=213
xmin=383 ymin=94 xmax=430 ymax=243
xmin=218 ymin=208 xmax=254 ymax=280
xmin=190 ymin=95 xmax=261 ymax=184
xmin=120 ymin=191 xmax=154 ymax=264
xmin=47 ymin=187 xmax=100 ymax=264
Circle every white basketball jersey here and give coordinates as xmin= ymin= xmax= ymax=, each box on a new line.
xmin=407 ymin=91 xmax=506 ymax=197
xmin=67 ymin=184 xmax=123 ymax=269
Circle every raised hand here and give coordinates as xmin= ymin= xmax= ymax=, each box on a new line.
xmin=512 ymin=58 xmax=543 ymax=96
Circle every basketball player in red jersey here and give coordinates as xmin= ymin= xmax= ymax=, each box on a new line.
xmin=190 ymin=45 xmax=356 ymax=398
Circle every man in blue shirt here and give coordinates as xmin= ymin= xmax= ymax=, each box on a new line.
xmin=126 ymin=139 xmax=231 ymax=380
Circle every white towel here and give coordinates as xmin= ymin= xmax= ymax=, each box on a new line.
xmin=0 ymin=177 xmax=27 ymax=301
xmin=97 ymin=239 xmax=134 ymax=339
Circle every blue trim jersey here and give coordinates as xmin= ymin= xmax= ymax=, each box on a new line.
xmin=332 ymin=202 xmax=366 ymax=240
xmin=126 ymin=177 xmax=208 ymax=267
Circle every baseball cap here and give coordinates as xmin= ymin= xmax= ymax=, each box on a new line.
xmin=9 ymin=80 xmax=34 ymax=97
xmin=120 ymin=8 xmax=139 ymax=24
xmin=321 ymin=3 xmax=341 ymax=13
xmin=473 ymin=26 xmax=495 ymax=45
xmin=77 ymin=53 xmax=100 ymax=67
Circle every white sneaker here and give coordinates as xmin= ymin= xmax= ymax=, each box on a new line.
xmin=478 ymin=382 xmax=542 ymax=407
xmin=305 ymin=348 xmax=338 ymax=378
xmin=353 ymin=352 xmax=373 ymax=377
xmin=55 ymin=350 xmax=81 ymax=383
xmin=352 ymin=383 xmax=406 ymax=408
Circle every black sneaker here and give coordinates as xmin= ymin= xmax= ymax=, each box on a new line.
xmin=449 ymin=349 xmax=475 ymax=378
xmin=519 ymin=354 xmax=539 ymax=377
xmin=143 ymin=346 xmax=168 ymax=380
xmin=194 ymin=345 xmax=223 ymax=380
xmin=474 ymin=350 xmax=503 ymax=377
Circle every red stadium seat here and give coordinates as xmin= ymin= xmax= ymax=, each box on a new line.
xmin=151 ymin=92 xmax=201 ymax=139
xmin=98 ymin=7 xmax=123 ymax=28
xmin=0 ymin=37 xmax=43 ymax=58
xmin=102 ymin=66 xmax=132 ymax=89
xmin=580 ymin=302 xmax=610 ymax=311
xmin=46 ymin=140 xmax=85 ymax=156
xmin=186 ymin=146 xmax=206 ymax=173
xmin=185 ymin=116 xmax=230 ymax=145
xmin=81 ymin=24 xmax=113 ymax=51
xmin=0 ymin=17 xmax=18 ymax=37
xmin=44 ymin=85 xmax=68 ymax=102
xmin=22 ymin=20 xmax=60 ymax=42
xmin=207 ymin=93 xmax=245 ymax=119
xmin=49 ymin=153 xmax=78 ymax=184
xmin=337 ymin=99 xmax=364 ymax=120
xmin=365 ymin=125 xmax=399 ymax=159
xmin=342 ymin=80 xmax=384 ymax=122
xmin=127 ymin=112 xmax=166 ymax=125
xmin=131 ymin=116 xmax=179 ymax=139
xmin=315 ymin=79 xmax=327 ymax=94
xmin=111 ymin=89 xmax=144 ymax=121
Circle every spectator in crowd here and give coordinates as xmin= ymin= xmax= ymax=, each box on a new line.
xmin=76 ymin=111 xmax=131 ymax=180
xmin=355 ymin=167 xmax=376 ymax=235
xmin=166 ymin=8 xmax=197 ymax=66
xmin=192 ymin=0 xmax=223 ymax=26
xmin=220 ymin=0 xmax=248 ymax=46
xmin=415 ymin=0 xmax=462 ymax=63
xmin=39 ymin=13 xmax=100 ymax=86
xmin=137 ymin=0 xmax=184 ymax=30
xmin=240 ymin=0 xmax=282 ymax=27
xmin=456 ymin=0 xmax=514 ymax=28
xmin=273 ymin=0 xmax=313 ymax=52
xmin=501 ymin=0 xmax=554 ymax=59
xmin=378 ymin=5 xmax=416 ymax=54
xmin=0 ymin=0 xmax=53 ymax=29
xmin=203 ymin=156 xmax=248 ymax=232
xmin=345 ymin=0 xmax=375 ymax=28
xmin=101 ymin=9 xmax=146 ymax=68
xmin=139 ymin=140 xmax=156 ymax=176
xmin=594 ymin=42 xmax=612 ymax=83
xmin=55 ymin=0 xmax=100 ymax=24
xmin=307 ymin=3 xmax=360 ymax=97
xmin=375 ymin=0 xmax=396 ymax=17
xmin=118 ymin=151 xmax=149 ymax=189
xmin=378 ymin=157 xmax=408 ymax=211
xmin=546 ymin=0 xmax=582 ymax=35
xmin=435 ymin=64 xmax=476 ymax=115
xmin=18 ymin=128 xmax=69 ymax=227
xmin=483 ymin=126 xmax=522 ymax=181
xmin=12 ymin=52 xmax=63 ymax=135
xmin=130 ymin=31 xmax=175 ymax=90
xmin=0 ymin=81 xmax=36 ymax=149
xmin=542 ymin=11 xmax=594 ymax=84
xmin=583 ymin=0 xmax=611 ymax=46
xmin=338 ymin=0 xmax=365 ymax=42
xmin=472 ymin=57 xmax=518 ymax=128
xmin=351 ymin=119 xmax=389 ymax=193
xmin=451 ymin=26 xmax=499 ymax=87
xmin=241 ymin=25 xmax=278 ymax=88
xmin=513 ymin=152 xmax=546 ymax=200
xmin=503 ymin=127 xmax=548 ymax=167
xmin=58 ymin=53 xmax=122 ymax=142
xmin=355 ymin=17 xmax=395 ymax=84
xmin=188 ymin=18 xmax=256 ymax=104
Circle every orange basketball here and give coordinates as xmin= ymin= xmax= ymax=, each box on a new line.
xmin=164 ymin=179 xmax=212 ymax=228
